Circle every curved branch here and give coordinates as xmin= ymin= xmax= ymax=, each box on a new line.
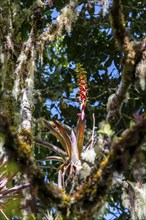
xmin=0 ymin=115 xmax=70 ymax=216
xmin=106 ymin=0 xmax=146 ymax=125
xmin=69 ymin=115 xmax=146 ymax=219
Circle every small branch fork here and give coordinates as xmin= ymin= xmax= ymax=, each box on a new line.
xmin=106 ymin=0 xmax=146 ymax=125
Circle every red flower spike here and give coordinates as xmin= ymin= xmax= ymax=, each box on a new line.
xmin=76 ymin=63 xmax=88 ymax=120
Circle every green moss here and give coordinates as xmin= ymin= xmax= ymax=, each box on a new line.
xmin=25 ymin=214 xmax=36 ymax=220
xmin=18 ymin=129 xmax=34 ymax=146
xmin=0 ymin=93 xmax=15 ymax=123
xmin=17 ymin=139 xmax=32 ymax=159
xmin=17 ymin=129 xmax=34 ymax=160
xmin=62 ymin=192 xmax=71 ymax=207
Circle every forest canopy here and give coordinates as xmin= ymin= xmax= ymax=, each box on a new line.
xmin=0 ymin=0 xmax=146 ymax=219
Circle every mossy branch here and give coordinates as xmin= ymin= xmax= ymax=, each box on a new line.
xmin=106 ymin=0 xmax=146 ymax=125
xmin=37 ymin=0 xmax=79 ymax=45
xmin=0 ymin=115 xmax=70 ymax=217
xmin=69 ymin=115 xmax=146 ymax=219
xmin=2 ymin=111 xmax=146 ymax=219
xmin=110 ymin=0 xmax=127 ymax=48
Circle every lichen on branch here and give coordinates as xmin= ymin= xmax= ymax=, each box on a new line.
xmin=106 ymin=0 xmax=146 ymax=125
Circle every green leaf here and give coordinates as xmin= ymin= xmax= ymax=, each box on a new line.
xmin=130 ymin=120 xmax=135 ymax=127
xmin=35 ymin=139 xmax=67 ymax=157
xmin=98 ymin=123 xmax=115 ymax=137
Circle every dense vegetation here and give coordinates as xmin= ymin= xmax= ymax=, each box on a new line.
xmin=0 ymin=0 xmax=146 ymax=219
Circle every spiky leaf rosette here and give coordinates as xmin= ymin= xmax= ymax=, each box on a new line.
xmin=0 ymin=155 xmax=30 ymax=218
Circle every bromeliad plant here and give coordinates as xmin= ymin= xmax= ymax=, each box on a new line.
xmin=36 ymin=64 xmax=93 ymax=189
xmin=0 ymin=155 xmax=30 ymax=219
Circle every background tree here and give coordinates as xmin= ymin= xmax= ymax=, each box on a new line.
xmin=0 ymin=0 xmax=146 ymax=219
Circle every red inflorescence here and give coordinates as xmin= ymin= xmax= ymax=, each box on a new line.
xmin=76 ymin=64 xmax=88 ymax=120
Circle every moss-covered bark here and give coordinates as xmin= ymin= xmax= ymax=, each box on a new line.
xmin=106 ymin=0 xmax=146 ymax=126
xmin=1 ymin=112 xmax=146 ymax=219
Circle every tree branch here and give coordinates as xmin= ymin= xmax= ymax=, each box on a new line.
xmin=69 ymin=115 xmax=146 ymax=219
xmin=106 ymin=0 xmax=146 ymax=125
xmin=1 ymin=112 xmax=145 ymax=219
xmin=0 ymin=115 xmax=70 ymax=217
